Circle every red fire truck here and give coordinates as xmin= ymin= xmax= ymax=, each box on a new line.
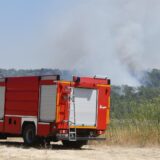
xmin=0 ymin=75 xmax=110 ymax=148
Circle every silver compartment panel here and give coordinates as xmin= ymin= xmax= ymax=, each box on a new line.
xmin=70 ymin=88 xmax=97 ymax=126
xmin=0 ymin=87 xmax=5 ymax=119
xmin=39 ymin=85 xmax=57 ymax=122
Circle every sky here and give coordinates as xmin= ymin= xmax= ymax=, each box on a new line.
xmin=0 ymin=0 xmax=160 ymax=85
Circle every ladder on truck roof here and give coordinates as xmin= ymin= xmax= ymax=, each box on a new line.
xmin=69 ymin=89 xmax=77 ymax=141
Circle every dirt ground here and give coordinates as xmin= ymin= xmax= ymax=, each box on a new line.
xmin=0 ymin=138 xmax=159 ymax=160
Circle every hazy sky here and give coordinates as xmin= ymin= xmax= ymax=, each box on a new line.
xmin=0 ymin=0 xmax=160 ymax=85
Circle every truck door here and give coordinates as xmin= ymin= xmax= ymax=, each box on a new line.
xmin=39 ymin=85 xmax=57 ymax=122
xmin=69 ymin=88 xmax=97 ymax=127
xmin=0 ymin=83 xmax=5 ymax=120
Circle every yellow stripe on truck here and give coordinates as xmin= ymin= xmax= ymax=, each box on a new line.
xmin=106 ymin=96 xmax=110 ymax=124
xmin=97 ymin=84 xmax=110 ymax=87
xmin=56 ymin=92 xmax=60 ymax=122
xmin=70 ymin=126 xmax=97 ymax=129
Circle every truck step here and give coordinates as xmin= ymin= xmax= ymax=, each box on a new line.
xmin=69 ymin=132 xmax=77 ymax=141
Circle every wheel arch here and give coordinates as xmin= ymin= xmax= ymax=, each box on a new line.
xmin=21 ymin=117 xmax=37 ymax=134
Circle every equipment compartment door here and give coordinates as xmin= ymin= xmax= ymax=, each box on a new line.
xmin=39 ymin=85 xmax=57 ymax=122
xmin=0 ymin=86 xmax=5 ymax=120
xmin=70 ymin=88 xmax=97 ymax=126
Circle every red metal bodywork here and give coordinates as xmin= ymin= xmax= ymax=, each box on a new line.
xmin=0 ymin=75 xmax=110 ymax=139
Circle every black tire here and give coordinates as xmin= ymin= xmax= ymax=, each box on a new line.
xmin=0 ymin=134 xmax=7 ymax=139
xmin=62 ymin=140 xmax=88 ymax=149
xmin=23 ymin=124 xmax=36 ymax=145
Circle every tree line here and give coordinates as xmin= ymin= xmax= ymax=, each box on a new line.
xmin=111 ymin=69 xmax=160 ymax=121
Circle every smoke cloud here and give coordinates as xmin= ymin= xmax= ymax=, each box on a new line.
xmin=38 ymin=0 xmax=160 ymax=86
xmin=3 ymin=0 xmax=159 ymax=86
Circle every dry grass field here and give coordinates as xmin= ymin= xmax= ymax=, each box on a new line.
xmin=105 ymin=119 xmax=160 ymax=146
xmin=0 ymin=138 xmax=159 ymax=160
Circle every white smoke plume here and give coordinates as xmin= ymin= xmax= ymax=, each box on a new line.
xmin=1 ymin=0 xmax=159 ymax=86
xmin=37 ymin=0 xmax=160 ymax=86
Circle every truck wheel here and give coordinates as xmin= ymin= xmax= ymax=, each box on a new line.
xmin=0 ymin=134 xmax=7 ymax=139
xmin=62 ymin=140 xmax=88 ymax=149
xmin=23 ymin=124 xmax=36 ymax=145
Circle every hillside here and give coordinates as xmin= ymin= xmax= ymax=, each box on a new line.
xmin=0 ymin=68 xmax=73 ymax=80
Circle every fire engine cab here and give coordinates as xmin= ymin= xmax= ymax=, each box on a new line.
xmin=0 ymin=75 xmax=110 ymax=148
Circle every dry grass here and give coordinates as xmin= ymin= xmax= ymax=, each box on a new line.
xmin=104 ymin=119 xmax=160 ymax=146
xmin=90 ymin=119 xmax=160 ymax=146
